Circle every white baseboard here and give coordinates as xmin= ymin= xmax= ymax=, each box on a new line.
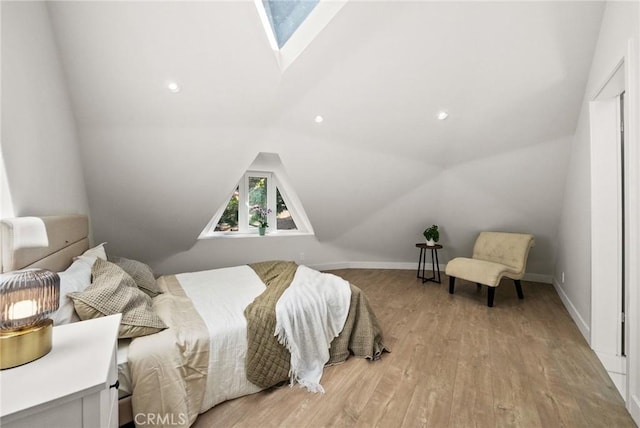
xmin=310 ymin=261 xmax=443 ymax=271
xmin=606 ymin=371 xmax=627 ymax=398
xmin=310 ymin=261 xmax=552 ymax=283
xmin=523 ymin=272 xmax=553 ymax=284
xmin=594 ymin=351 xmax=627 ymax=398
xmin=552 ymin=279 xmax=591 ymax=342
xmin=545 ymin=281 xmax=630 ymax=401
xmin=594 ymin=352 xmax=627 ymax=374
xmin=630 ymin=393 xmax=640 ymax=426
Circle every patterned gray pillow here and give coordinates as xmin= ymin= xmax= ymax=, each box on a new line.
xmin=109 ymin=256 xmax=162 ymax=297
xmin=68 ymin=258 xmax=167 ymax=338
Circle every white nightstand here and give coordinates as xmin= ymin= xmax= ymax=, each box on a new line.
xmin=0 ymin=314 xmax=121 ymax=428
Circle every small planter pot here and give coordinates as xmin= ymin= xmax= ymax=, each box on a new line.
xmin=426 ymin=239 xmax=436 ymax=246
xmin=258 ymin=226 xmax=266 ymax=236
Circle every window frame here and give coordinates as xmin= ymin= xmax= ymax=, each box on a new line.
xmin=207 ymin=170 xmax=306 ymax=237
xmin=240 ymin=171 xmax=276 ymax=233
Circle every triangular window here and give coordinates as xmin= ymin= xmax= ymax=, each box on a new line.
xmin=201 ymin=153 xmax=312 ymax=238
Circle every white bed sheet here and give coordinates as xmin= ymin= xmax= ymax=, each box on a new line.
xmin=176 ymin=265 xmax=266 ymax=412
xmin=117 ymin=339 xmax=133 ymax=399
xmin=116 ymin=266 xmax=266 ymax=411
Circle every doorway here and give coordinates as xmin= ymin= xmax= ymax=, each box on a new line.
xmin=589 ymin=63 xmax=628 ymax=397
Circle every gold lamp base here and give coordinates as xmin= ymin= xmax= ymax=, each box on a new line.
xmin=0 ymin=319 xmax=53 ymax=370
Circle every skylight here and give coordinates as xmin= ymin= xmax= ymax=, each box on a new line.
xmin=255 ymin=0 xmax=347 ymax=71
xmin=262 ymin=0 xmax=320 ymax=48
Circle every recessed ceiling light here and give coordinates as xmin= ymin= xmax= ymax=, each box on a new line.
xmin=314 ymin=115 xmax=324 ymax=123
xmin=167 ymin=81 xmax=180 ymax=93
xmin=437 ymin=111 xmax=449 ymax=121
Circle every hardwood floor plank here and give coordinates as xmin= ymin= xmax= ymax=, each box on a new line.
xmin=401 ymin=383 xmax=452 ymax=428
xmin=537 ymin=375 xmax=598 ymax=427
xmin=449 ymin=327 xmax=496 ymax=427
xmin=310 ymin=360 xmax=385 ymax=427
xmin=489 ymin=335 xmax=543 ymax=428
xmin=353 ymin=365 xmax=408 ymax=428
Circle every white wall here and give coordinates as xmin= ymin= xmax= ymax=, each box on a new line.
xmin=555 ymin=1 xmax=639 ymax=421
xmin=42 ymin=1 xmax=601 ymax=280
xmin=0 ymin=1 xmax=88 ymax=218
xmin=152 ymin=131 xmax=569 ymax=278
xmin=556 ymin=0 xmax=639 ymax=337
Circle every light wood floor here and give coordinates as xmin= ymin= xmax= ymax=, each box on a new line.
xmin=194 ymin=269 xmax=636 ymax=428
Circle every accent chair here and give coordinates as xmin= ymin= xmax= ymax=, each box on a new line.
xmin=445 ymin=232 xmax=535 ymax=307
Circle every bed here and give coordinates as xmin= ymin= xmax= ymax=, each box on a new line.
xmin=0 ymin=215 xmax=387 ymax=428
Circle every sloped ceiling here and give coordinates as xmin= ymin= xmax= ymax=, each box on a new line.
xmin=46 ymin=1 xmax=604 ymax=275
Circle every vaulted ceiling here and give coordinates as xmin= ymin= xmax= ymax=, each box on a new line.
xmin=43 ymin=1 xmax=604 ymax=274
xmin=49 ymin=1 xmax=602 ymax=160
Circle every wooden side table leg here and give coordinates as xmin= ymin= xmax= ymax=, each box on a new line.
xmin=434 ymin=248 xmax=441 ymax=283
xmin=421 ymin=248 xmax=428 ymax=282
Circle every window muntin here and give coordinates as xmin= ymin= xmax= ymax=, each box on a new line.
xmin=248 ymin=176 xmax=268 ymax=227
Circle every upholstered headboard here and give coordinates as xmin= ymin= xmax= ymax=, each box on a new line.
xmin=0 ymin=215 xmax=90 ymax=273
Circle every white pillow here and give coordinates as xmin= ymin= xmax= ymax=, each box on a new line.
xmin=75 ymin=254 xmax=99 ymax=268
xmin=81 ymin=242 xmax=108 ymax=260
xmin=51 ymin=259 xmax=92 ymax=325
xmin=71 ymin=244 xmax=107 ymax=270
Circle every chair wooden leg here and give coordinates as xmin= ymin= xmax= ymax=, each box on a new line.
xmin=514 ymin=279 xmax=524 ymax=299
xmin=449 ymin=276 xmax=456 ymax=294
xmin=487 ymin=287 xmax=495 ymax=307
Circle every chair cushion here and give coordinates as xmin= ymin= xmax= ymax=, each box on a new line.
xmin=445 ymin=257 xmax=519 ymax=287
xmin=472 ymin=232 xmax=534 ymax=275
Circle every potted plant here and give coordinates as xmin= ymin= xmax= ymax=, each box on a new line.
xmin=423 ymin=225 xmax=439 ymax=246
xmin=251 ymin=206 xmax=272 ymax=236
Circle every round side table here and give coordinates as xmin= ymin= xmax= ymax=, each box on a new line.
xmin=415 ymin=243 xmax=442 ymax=284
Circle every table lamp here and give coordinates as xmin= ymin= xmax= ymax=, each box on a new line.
xmin=0 ymin=269 xmax=60 ymax=369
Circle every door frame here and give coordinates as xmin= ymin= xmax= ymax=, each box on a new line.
xmin=589 ymin=38 xmax=639 ymax=424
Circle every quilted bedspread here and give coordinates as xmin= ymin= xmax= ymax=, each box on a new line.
xmin=244 ymin=261 xmax=387 ymax=389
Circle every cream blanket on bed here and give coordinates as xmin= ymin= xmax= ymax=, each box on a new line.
xmin=274 ymin=265 xmax=351 ymax=393
xmin=128 ymin=276 xmax=209 ymax=428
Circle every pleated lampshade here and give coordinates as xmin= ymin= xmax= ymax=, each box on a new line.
xmin=0 ymin=269 xmax=60 ymax=369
